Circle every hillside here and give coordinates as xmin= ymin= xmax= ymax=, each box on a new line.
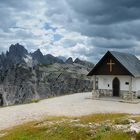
xmin=0 ymin=43 xmax=94 ymax=106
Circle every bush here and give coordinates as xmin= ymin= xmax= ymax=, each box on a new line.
xmin=113 ymin=119 xmax=130 ymax=125
xmin=91 ymin=124 xmax=111 ymax=140
xmin=31 ymin=99 xmax=40 ymax=103
xmin=136 ymin=132 xmax=140 ymax=140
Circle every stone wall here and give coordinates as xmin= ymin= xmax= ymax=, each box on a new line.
xmin=92 ymin=89 xmax=137 ymax=100
xmin=121 ymin=91 xmax=137 ymax=100
xmin=92 ymin=89 xmax=112 ymax=99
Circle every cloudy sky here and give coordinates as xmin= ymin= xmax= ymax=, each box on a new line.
xmin=0 ymin=0 xmax=140 ymax=63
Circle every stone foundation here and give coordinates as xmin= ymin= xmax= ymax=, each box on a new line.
xmin=121 ymin=91 xmax=137 ymax=100
xmin=92 ymin=89 xmax=137 ymax=100
xmin=92 ymin=89 xmax=112 ymax=99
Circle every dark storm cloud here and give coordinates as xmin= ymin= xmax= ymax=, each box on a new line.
xmin=67 ymin=0 xmax=140 ymax=25
xmin=0 ymin=0 xmax=48 ymax=53
xmin=0 ymin=0 xmax=140 ymax=63
xmin=75 ymin=21 xmax=140 ymax=40
xmin=0 ymin=0 xmax=41 ymax=32
xmin=0 ymin=0 xmax=39 ymax=11
xmin=45 ymin=0 xmax=140 ymax=62
xmin=90 ymin=37 xmax=138 ymax=49
xmin=64 ymin=0 xmax=140 ymax=41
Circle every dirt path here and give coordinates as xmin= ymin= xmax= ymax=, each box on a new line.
xmin=0 ymin=92 xmax=140 ymax=130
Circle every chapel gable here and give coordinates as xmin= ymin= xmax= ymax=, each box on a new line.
xmin=88 ymin=51 xmax=132 ymax=76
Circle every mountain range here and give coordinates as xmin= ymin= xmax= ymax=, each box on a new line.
xmin=0 ymin=43 xmax=94 ymax=70
xmin=0 ymin=43 xmax=94 ymax=106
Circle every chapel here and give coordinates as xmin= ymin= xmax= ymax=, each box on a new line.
xmin=88 ymin=51 xmax=140 ymax=100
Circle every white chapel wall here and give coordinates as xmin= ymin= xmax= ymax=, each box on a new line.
xmin=97 ymin=75 xmax=136 ymax=91
xmin=132 ymin=77 xmax=136 ymax=91
xmin=135 ymin=77 xmax=140 ymax=91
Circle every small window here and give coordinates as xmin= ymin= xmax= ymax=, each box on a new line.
xmin=108 ymin=84 xmax=110 ymax=87
xmin=95 ymin=77 xmax=98 ymax=89
xmin=125 ymin=82 xmax=129 ymax=85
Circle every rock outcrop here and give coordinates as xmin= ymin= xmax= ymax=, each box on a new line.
xmin=65 ymin=57 xmax=73 ymax=64
xmin=74 ymin=58 xmax=94 ymax=69
xmin=44 ymin=54 xmax=64 ymax=64
xmin=0 ymin=44 xmax=94 ymax=106
xmin=31 ymin=49 xmax=45 ymax=64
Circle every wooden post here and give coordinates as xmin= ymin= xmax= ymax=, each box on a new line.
xmin=129 ymin=76 xmax=133 ymax=100
xmin=92 ymin=75 xmax=96 ymax=99
xmin=93 ymin=75 xmax=96 ymax=90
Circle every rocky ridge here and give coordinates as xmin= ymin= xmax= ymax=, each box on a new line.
xmin=0 ymin=43 xmax=94 ymax=106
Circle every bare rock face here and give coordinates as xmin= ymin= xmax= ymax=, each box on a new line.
xmin=44 ymin=54 xmax=64 ymax=64
xmin=0 ymin=43 xmax=28 ymax=70
xmin=65 ymin=57 xmax=73 ymax=64
xmin=74 ymin=58 xmax=94 ymax=70
xmin=31 ymin=49 xmax=45 ymax=64
xmin=0 ymin=44 xmax=94 ymax=106
xmin=0 ymin=63 xmax=93 ymax=106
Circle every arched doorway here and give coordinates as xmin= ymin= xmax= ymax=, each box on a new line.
xmin=0 ymin=94 xmax=3 ymax=106
xmin=113 ymin=77 xmax=120 ymax=97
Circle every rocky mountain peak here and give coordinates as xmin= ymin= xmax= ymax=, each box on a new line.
xmin=44 ymin=54 xmax=64 ymax=64
xmin=65 ymin=57 xmax=73 ymax=64
xmin=74 ymin=58 xmax=94 ymax=69
xmin=9 ymin=43 xmax=28 ymax=57
xmin=35 ymin=48 xmax=41 ymax=53
xmin=0 ymin=43 xmax=94 ymax=71
xmin=4 ymin=43 xmax=29 ymax=66
xmin=31 ymin=49 xmax=44 ymax=64
xmin=32 ymin=49 xmax=43 ymax=56
xmin=74 ymin=58 xmax=81 ymax=63
xmin=0 ymin=43 xmax=94 ymax=106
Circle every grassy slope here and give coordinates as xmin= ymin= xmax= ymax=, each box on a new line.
xmin=0 ymin=113 xmax=139 ymax=140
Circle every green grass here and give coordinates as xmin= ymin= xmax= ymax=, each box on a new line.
xmin=129 ymin=115 xmax=140 ymax=122
xmin=0 ymin=122 xmax=90 ymax=140
xmin=98 ymin=131 xmax=132 ymax=140
xmin=136 ymin=132 xmax=140 ymax=140
xmin=31 ymin=99 xmax=40 ymax=103
xmin=113 ymin=118 xmax=130 ymax=125
xmin=0 ymin=124 xmax=131 ymax=140
xmin=78 ymin=113 xmax=128 ymax=123
xmin=0 ymin=113 xmax=135 ymax=140
xmin=38 ymin=64 xmax=52 ymax=68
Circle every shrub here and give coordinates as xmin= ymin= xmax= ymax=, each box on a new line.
xmin=113 ymin=119 xmax=130 ymax=125
xmin=31 ymin=99 xmax=40 ymax=103
xmin=136 ymin=132 xmax=140 ymax=140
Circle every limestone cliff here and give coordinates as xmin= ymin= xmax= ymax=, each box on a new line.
xmin=0 ymin=44 xmax=94 ymax=106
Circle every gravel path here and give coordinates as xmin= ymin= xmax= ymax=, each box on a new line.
xmin=0 ymin=92 xmax=140 ymax=130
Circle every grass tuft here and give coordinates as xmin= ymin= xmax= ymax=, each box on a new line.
xmin=100 ymin=131 xmax=131 ymax=140
xmin=0 ymin=113 xmax=135 ymax=140
xmin=31 ymin=99 xmax=40 ymax=103
xmin=113 ymin=118 xmax=130 ymax=125
xmin=129 ymin=115 xmax=140 ymax=122
xmin=78 ymin=113 xmax=128 ymax=123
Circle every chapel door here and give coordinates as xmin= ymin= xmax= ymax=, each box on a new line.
xmin=113 ymin=77 xmax=120 ymax=97
xmin=0 ymin=94 xmax=3 ymax=106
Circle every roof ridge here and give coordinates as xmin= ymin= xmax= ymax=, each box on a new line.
xmin=88 ymin=50 xmax=140 ymax=77
xmin=110 ymin=51 xmax=140 ymax=62
xmin=109 ymin=51 xmax=135 ymax=57
xmin=110 ymin=51 xmax=140 ymax=77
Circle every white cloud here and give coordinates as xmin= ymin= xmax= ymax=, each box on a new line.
xmin=0 ymin=0 xmax=140 ymax=64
